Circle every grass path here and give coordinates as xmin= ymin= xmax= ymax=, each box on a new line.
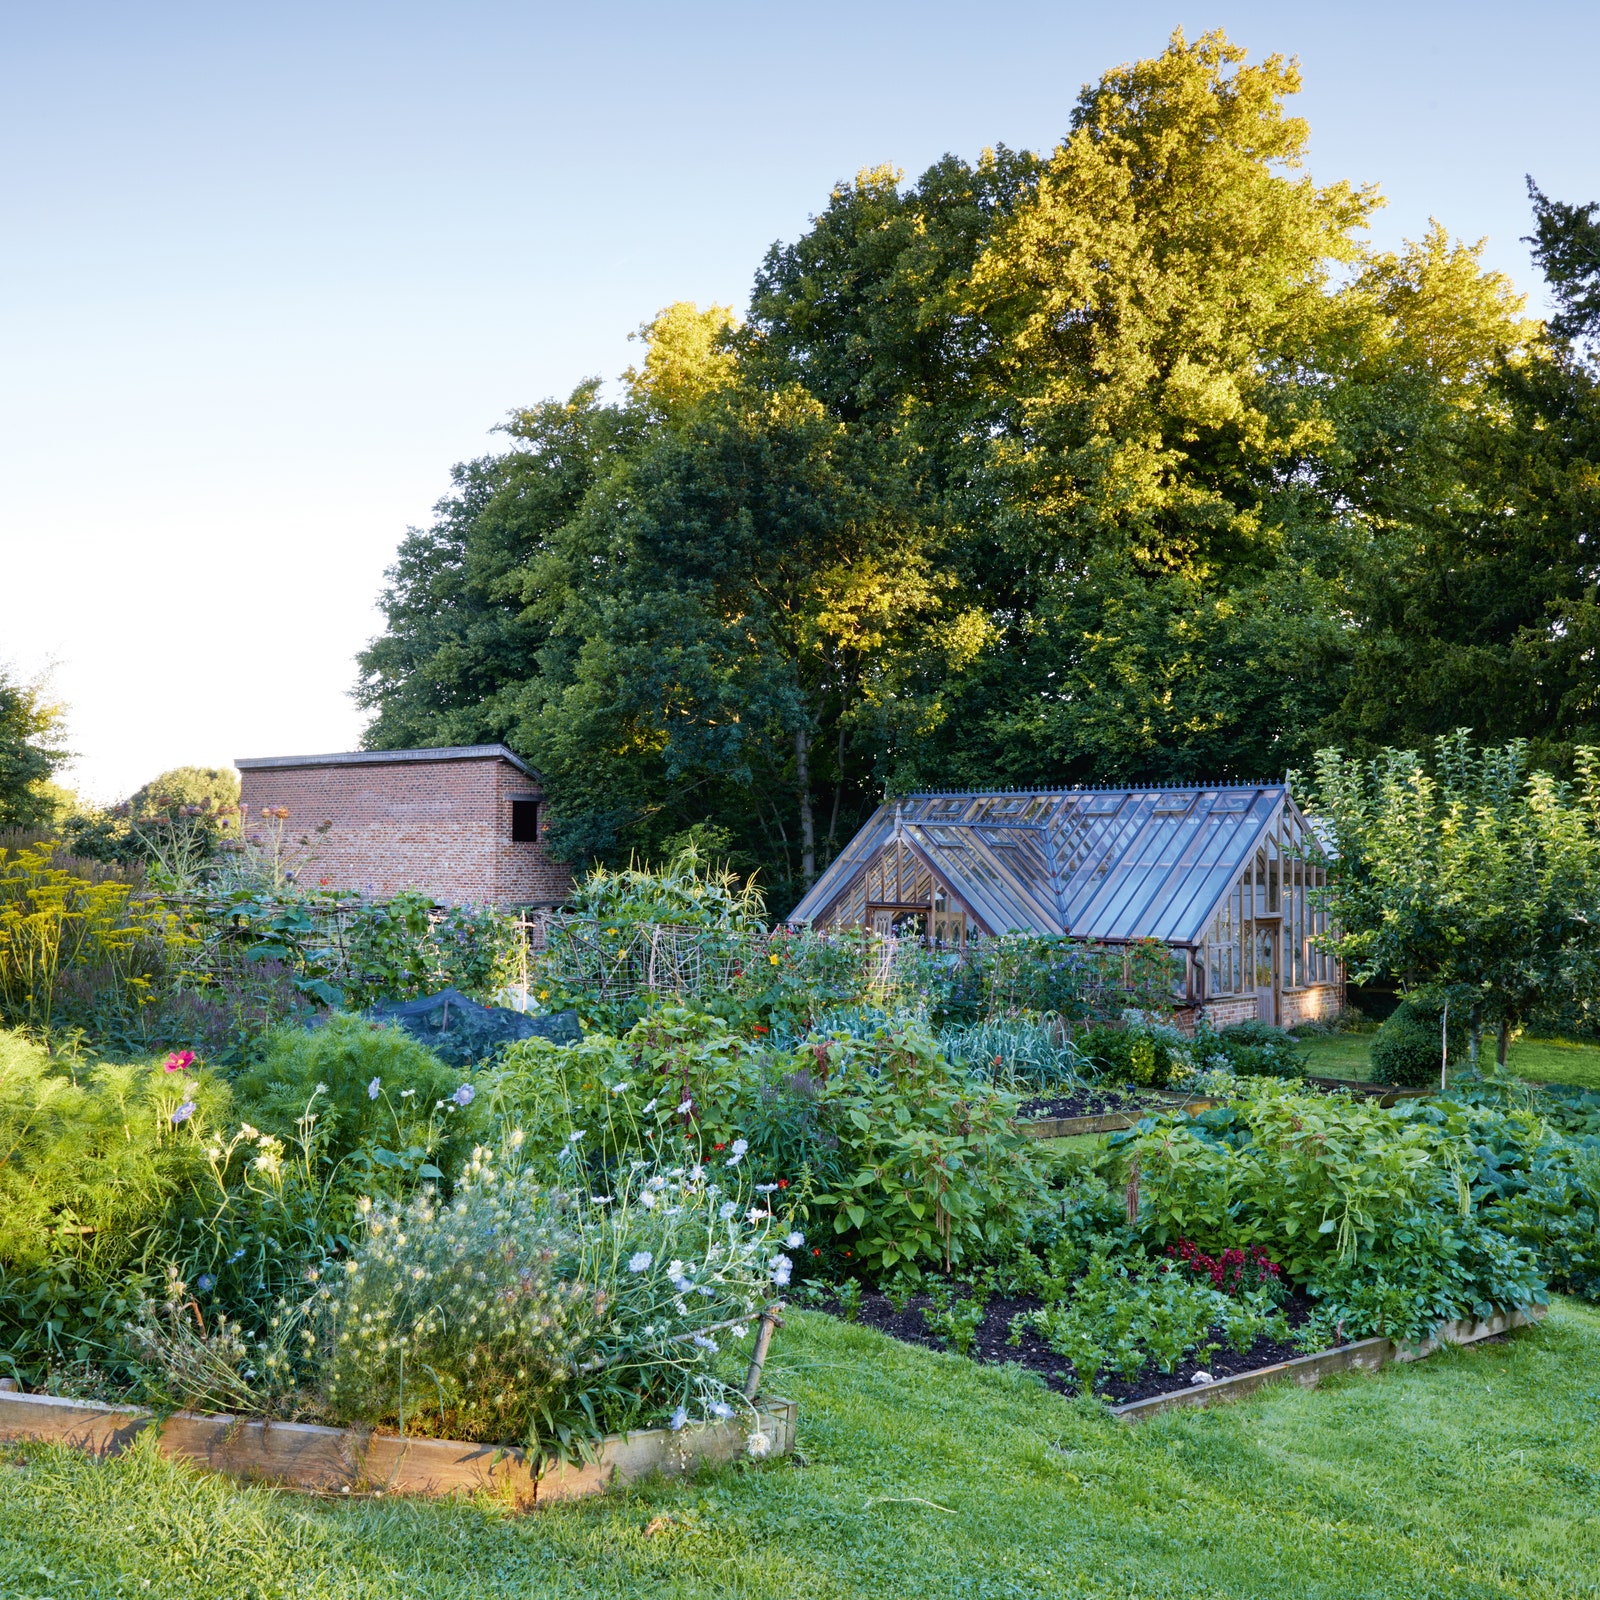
xmin=1297 ymin=1030 xmax=1600 ymax=1090
xmin=2 ymin=1300 xmax=1598 ymax=1599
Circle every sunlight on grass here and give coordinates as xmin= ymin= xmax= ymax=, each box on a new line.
xmin=1297 ymin=1029 xmax=1600 ymax=1090
xmin=2 ymin=1301 xmax=1596 ymax=1599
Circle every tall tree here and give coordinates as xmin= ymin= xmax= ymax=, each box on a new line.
xmin=518 ymin=383 xmax=956 ymax=898
xmin=0 ymin=668 xmax=69 ymax=831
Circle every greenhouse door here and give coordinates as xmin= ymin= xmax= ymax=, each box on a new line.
xmin=1253 ymin=921 xmax=1280 ymax=1025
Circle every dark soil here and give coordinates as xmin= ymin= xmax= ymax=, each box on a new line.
xmin=1015 ymin=1087 xmax=1148 ymax=1121
xmin=1016 ymin=1087 xmax=1205 ymax=1122
xmin=812 ymin=1286 xmax=1322 ymax=1406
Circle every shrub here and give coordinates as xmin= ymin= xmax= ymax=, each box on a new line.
xmin=231 ymin=1015 xmax=481 ymax=1193
xmin=319 ymin=1149 xmax=792 ymax=1458
xmin=1076 ymin=1018 xmax=1182 ymax=1087
xmin=1208 ymin=1020 xmax=1306 ymax=1078
xmin=1371 ymin=1007 xmax=1446 ymax=1088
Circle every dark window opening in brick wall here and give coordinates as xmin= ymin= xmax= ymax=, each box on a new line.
xmin=511 ymin=799 xmax=539 ymax=842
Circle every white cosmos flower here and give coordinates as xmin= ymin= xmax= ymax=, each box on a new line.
xmin=746 ymin=1207 xmax=770 ymax=1224
xmin=610 ymin=1081 xmax=631 ymax=1095
xmin=639 ymin=1190 xmax=657 ymax=1209
xmin=568 ymin=1129 xmax=586 ymax=1142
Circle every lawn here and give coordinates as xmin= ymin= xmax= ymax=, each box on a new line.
xmin=1296 ymin=1030 xmax=1600 ymax=1090
xmin=3 ymin=1300 xmax=1597 ymax=1600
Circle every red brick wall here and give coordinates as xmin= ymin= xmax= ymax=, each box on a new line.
xmin=237 ymin=756 xmax=573 ymax=908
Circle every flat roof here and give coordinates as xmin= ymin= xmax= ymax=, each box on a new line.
xmin=235 ymin=744 xmax=536 ymax=779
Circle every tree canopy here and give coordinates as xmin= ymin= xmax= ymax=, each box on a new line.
xmin=357 ymin=28 xmax=1600 ymax=912
xmin=0 ymin=668 xmax=69 ymax=831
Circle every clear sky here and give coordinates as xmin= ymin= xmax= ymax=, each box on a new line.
xmin=3 ymin=1 xmax=1597 ymax=802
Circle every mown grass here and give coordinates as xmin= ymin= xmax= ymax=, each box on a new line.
xmin=2 ymin=1300 xmax=1597 ymax=1599
xmin=1297 ymin=1030 xmax=1600 ymax=1090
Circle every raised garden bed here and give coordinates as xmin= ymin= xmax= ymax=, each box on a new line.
xmin=0 ymin=1387 xmax=797 ymax=1509
xmin=1303 ymin=1075 xmax=1434 ymax=1107
xmin=813 ymin=1288 xmax=1545 ymax=1417
xmin=1112 ymin=1304 xmax=1546 ymax=1421
xmin=1019 ymin=1092 xmax=1219 ymax=1140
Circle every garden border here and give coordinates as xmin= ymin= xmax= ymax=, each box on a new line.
xmin=1109 ymin=1304 xmax=1545 ymax=1423
xmin=1020 ymin=1097 xmax=1219 ymax=1140
xmin=0 ymin=1389 xmax=798 ymax=1509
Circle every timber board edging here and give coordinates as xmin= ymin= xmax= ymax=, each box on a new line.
xmin=0 ymin=1390 xmax=798 ymax=1507
xmin=1110 ymin=1303 xmax=1546 ymax=1423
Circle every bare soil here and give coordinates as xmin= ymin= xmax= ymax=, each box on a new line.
xmin=814 ymin=1286 xmax=1323 ymax=1405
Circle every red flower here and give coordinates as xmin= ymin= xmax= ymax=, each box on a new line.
xmin=753 ymin=1025 xmax=768 ymax=1034
xmin=713 ymin=1143 xmax=726 ymax=1151
xmin=812 ymin=1248 xmax=821 ymax=1257
xmin=777 ymin=1178 xmax=789 ymax=1189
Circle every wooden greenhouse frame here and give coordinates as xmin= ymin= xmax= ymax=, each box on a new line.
xmin=786 ymin=784 xmax=1343 ymax=1028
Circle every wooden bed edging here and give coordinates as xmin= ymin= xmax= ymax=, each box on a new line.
xmin=0 ymin=1389 xmax=798 ymax=1508
xmin=1110 ymin=1303 xmax=1546 ymax=1424
xmin=1021 ymin=1098 xmax=1220 ymax=1140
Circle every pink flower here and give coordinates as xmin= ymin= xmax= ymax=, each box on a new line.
xmin=163 ymin=1051 xmax=195 ymax=1074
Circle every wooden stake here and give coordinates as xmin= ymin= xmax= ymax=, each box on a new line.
xmin=743 ymin=1304 xmax=785 ymax=1400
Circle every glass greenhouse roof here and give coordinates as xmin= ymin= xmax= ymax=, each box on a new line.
xmin=788 ymin=784 xmax=1304 ymax=945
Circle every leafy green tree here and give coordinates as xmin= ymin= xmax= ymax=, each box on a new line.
xmin=0 ymin=668 xmax=70 ymax=831
xmin=1310 ymin=736 xmax=1600 ymax=1064
xmin=354 ymin=31 xmax=1589 ymax=907
xmin=517 ymin=383 xmax=957 ymax=897
xmin=1526 ymin=177 xmax=1600 ymax=349
xmin=1323 ymin=209 xmax=1599 ymax=764
xmin=356 ymin=382 xmax=642 ymax=752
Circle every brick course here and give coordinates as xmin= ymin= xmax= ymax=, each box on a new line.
xmin=235 ymin=747 xmax=572 ymax=908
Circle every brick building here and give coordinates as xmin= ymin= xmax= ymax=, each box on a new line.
xmin=234 ymin=745 xmax=572 ymax=908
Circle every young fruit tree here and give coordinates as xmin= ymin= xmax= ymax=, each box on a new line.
xmin=1309 ymin=734 xmax=1600 ymax=1066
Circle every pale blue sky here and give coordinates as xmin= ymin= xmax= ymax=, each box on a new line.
xmin=3 ymin=2 xmax=1596 ymax=799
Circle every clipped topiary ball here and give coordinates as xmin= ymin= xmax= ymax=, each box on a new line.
xmin=1370 ymin=1014 xmax=1444 ymax=1088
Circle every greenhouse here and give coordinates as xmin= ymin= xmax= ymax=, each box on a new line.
xmin=787 ymin=784 xmax=1343 ymax=1027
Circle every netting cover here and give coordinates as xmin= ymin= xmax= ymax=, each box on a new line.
xmin=366 ymin=990 xmax=581 ymax=1066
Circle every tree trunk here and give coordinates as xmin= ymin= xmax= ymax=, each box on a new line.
xmin=1468 ymin=1012 xmax=1481 ymax=1070
xmin=1496 ymin=1018 xmax=1510 ymax=1068
xmin=795 ymin=725 xmax=816 ymax=889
